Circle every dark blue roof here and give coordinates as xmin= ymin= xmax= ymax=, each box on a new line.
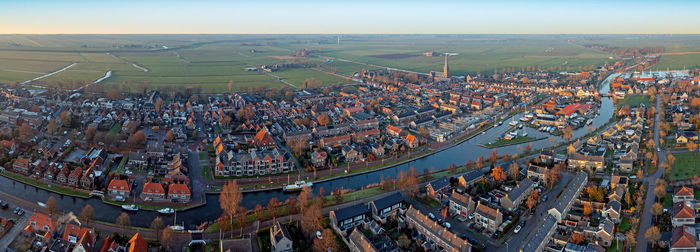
xmin=371 ymin=192 xmax=404 ymax=211
xmin=461 ymin=170 xmax=484 ymax=184
xmin=333 ymin=203 xmax=368 ymax=222
xmin=428 ymin=177 xmax=450 ymax=190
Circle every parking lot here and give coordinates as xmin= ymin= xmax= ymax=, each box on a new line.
xmin=0 ymin=197 xmax=32 ymax=249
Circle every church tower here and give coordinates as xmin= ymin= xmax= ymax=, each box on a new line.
xmin=443 ymin=54 xmax=449 ymax=78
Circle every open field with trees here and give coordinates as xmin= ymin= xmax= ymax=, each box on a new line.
xmin=1 ymin=34 xmax=700 ymax=92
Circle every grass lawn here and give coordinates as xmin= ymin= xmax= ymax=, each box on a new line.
xmin=116 ymin=155 xmax=127 ymax=174
xmin=607 ymin=241 xmax=625 ymax=252
xmin=108 ymin=123 xmax=121 ymax=137
xmin=483 ymin=136 xmax=536 ymax=148
xmin=273 ymin=68 xmax=348 ymax=88
xmin=663 ymin=193 xmax=673 ymax=207
xmin=322 ymin=187 xmax=386 ymax=206
xmin=201 ymin=165 xmax=210 ymax=179
xmin=669 ymin=152 xmax=700 ymax=180
xmin=616 ymin=95 xmax=651 ymax=108
xmin=0 ymin=171 xmax=89 ymax=197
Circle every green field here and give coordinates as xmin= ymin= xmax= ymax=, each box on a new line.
xmin=1 ymin=34 xmax=699 ymax=92
xmin=670 ymin=152 xmax=700 ymax=180
xmin=616 ymin=95 xmax=652 ymax=108
xmin=484 ymin=136 xmax=537 ymax=148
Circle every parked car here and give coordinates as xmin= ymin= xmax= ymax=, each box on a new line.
xmin=514 ymin=225 xmax=522 ymax=234
xmin=428 ymin=213 xmax=436 ymax=220
xmin=443 ymin=222 xmax=451 ymax=229
xmin=1 ymin=202 xmax=8 ymax=209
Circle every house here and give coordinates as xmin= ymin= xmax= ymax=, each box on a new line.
xmin=567 ymin=153 xmax=604 ymax=172
xmin=386 ymin=125 xmax=402 ymax=137
xmin=310 ymin=150 xmax=327 ymax=167
xmin=595 ymin=219 xmax=614 ymax=247
xmin=330 ymin=204 xmax=369 ymax=235
xmin=13 ymin=158 xmax=31 ymax=174
xmin=108 ymin=179 xmax=130 ymax=197
xmin=254 ymin=127 xmax=276 ymax=149
xmin=80 ymin=167 xmax=95 ymax=189
xmin=426 ymin=177 xmax=451 ymax=200
xmin=473 ymin=201 xmax=502 ymax=233
xmin=270 ymin=221 xmax=293 ymax=252
xmin=671 ymin=226 xmax=697 ymax=252
xmin=449 ymin=192 xmax=475 ymax=217
xmin=672 ymin=201 xmax=695 ymax=227
xmin=167 ymin=183 xmax=191 ymax=203
xmin=128 ymin=152 xmax=148 ymax=168
xmin=404 ymin=206 xmax=471 ymax=252
xmin=368 ymin=192 xmax=406 ymax=223
xmin=548 ymin=172 xmax=588 ymax=222
xmin=675 ymin=130 xmax=699 ymax=143
xmin=602 ymin=200 xmax=621 ymax=223
xmin=26 ymin=212 xmax=56 ymax=242
xmin=501 ymin=179 xmax=534 ymax=212
xmin=526 ymin=164 xmax=548 ymax=184
xmin=67 ymin=167 xmax=83 ymax=187
xmin=56 ymin=165 xmax=70 ymax=185
xmin=404 ymin=134 xmax=418 ymax=148
xmin=63 ymin=223 xmax=95 ymax=247
xmin=521 ymin=215 xmax=558 ymax=252
xmin=348 ymin=228 xmax=377 ymax=252
xmin=342 ymin=145 xmax=361 ymax=162
xmin=457 ymin=170 xmax=484 ymax=188
xmin=674 ymin=186 xmax=695 ymax=203
xmin=127 ymin=233 xmax=148 ymax=252
xmin=72 ymin=230 xmax=95 ymax=252
xmin=141 ymin=182 xmax=166 ymax=201
xmin=320 ymin=134 xmax=351 ymax=148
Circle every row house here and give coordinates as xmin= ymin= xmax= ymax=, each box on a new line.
xmin=67 ymin=167 xmax=82 ymax=187
xmin=215 ymin=148 xmax=293 ymax=177
xmin=13 ymin=157 xmax=31 ymax=174
xmin=403 ymin=206 xmax=471 ymax=252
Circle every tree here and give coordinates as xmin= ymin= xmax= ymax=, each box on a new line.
xmin=17 ymin=122 xmax=32 ymax=142
xmin=397 ymin=168 xmax=419 ymax=198
xmin=526 ymin=190 xmax=539 ymax=211
xmin=489 ymin=149 xmax=499 ymax=163
xmin=253 ymin=204 xmax=264 ymax=228
xmin=162 ymin=227 xmax=174 ymax=250
xmin=547 ymin=163 xmax=563 ymax=189
xmin=509 ymin=163 xmax=520 ymax=179
xmin=59 ymin=110 xmax=72 ymax=127
xmin=619 ymin=104 xmax=631 ymax=116
xmin=79 ymin=204 xmax=95 ymax=225
xmin=583 ymin=204 xmax=593 ymax=216
xmin=47 ymin=117 xmax=57 ymax=135
xmin=151 ymin=217 xmax=164 ymax=242
xmin=45 ymin=196 xmax=59 ymax=216
xmin=297 ymin=186 xmax=312 ymax=209
xmin=164 ymin=130 xmax=174 ymax=142
xmin=562 ymin=126 xmax=574 ymax=141
xmin=491 ymin=166 xmax=506 ymax=183
xmin=236 ymin=206 xmax=249 ymax=234
xmin=220 ymin=181 xmax=243 ymax=228
xmin=312 ymin=228 xmax=338 ymax=252
xmin=645 ymin=226 xmax=661 ymax=248
xmin=523 ymin=144 xmax=532 ymax=154
xmin=267 ymin=197 xmax=281 ymax=218
xmin=155 ymin=98 xmax=164 ymax=112
xmin=317 ymin=113 xmax=330 ymax=126
xmin=570 ymin=232 xmax=584 ymax=244
xmin=476 ymin=156 xmax=485 ymax=168
xmin=654 ymin=184 xmax=666 ymax=202
xmin=301 ymin=201 xmax=323 ymax=238
xmin=116 ymin=212 xmax=131 ymax=234
xmin=651 ymin=202 xmax=663 ymax=220
xmin=626 ymin=230 xmax=637 ymax=250
xmin=106 ymin=88 xmax=120 ymax=100
xmin=127 ymin=130 xmax=146 ymax=145
xmin=688 ymin=142 xmax=698 ymax=156
xmin=397 ymin=234 xmax=411 ymax=249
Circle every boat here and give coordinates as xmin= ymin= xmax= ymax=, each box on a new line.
xmin=283 ymin=180 xmax=313 ymax=192
xmin=586 ymin=119 xmax=592 ymax=125
xmin=37 ymin=202 xmax=46 ymax=207
xmin=121 ymin=204 xmax=139 ymax=212
xmin=518 ymin=124 xmax=523 ymax=129
xmin=157 ymin=208 xmax=174 ymax=214
xmin=170 ymin=225 xmax=184 ymax=231
xmin=508 ymin=121 xmax=518 ymax=127
xmin=498 ymin=121 xmax=503 ymax=126
xmin=521 ymin=132 xmax=528 ymax=137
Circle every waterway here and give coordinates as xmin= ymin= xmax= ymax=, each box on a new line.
xmin=0 ymin=73 xmax=619 ymax=228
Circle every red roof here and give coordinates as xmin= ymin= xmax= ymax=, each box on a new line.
xmin=142 ymin=182 xmax=165 ymax=195
xmin=127 ymin=233 xmax=148 ymax=252
xmin=27 ymin=212 xmax=56 ymax=233
xmin=672 ymin=226 xmax=696 ymax=249
xmin=673 ymin=201 xmax=694 ymax=219
xmin=556 ymin=103 xmax=582 ymax=116
xmin=63 ymin=223 xmax=93 ymax=243
xmin=108 ymin=179 xmax=130 ymax=192
xmin=168 ymin=183 xmax=191 ymax=195
xmin=675 ymin=186 xmax=694 ymax=197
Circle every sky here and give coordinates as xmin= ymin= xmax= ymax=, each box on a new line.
xmin=1 ymin=0 xmax=699 ymax=34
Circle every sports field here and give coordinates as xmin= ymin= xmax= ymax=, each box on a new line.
xmin=0 ymin=34 xmax=698 ymax=92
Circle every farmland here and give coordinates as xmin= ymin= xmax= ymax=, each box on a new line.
xmin=0 ymin=34 xmax=699 ymax=92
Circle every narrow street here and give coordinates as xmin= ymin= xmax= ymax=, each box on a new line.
xmin=635 ymin=94 xmax=662 ymax=252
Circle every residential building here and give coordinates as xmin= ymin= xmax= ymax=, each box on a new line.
xmin=673 ymin=201 xmax=695 ymax=227
xmin=501 ymin=179 xmax=535 ymax=211
xmin=270 ymin=221 xmax=293 ymax=252
xmin=330 ymin=204 xmax=369 ymax=235
xmin=426 ymin=177 xmax=450 ymax=200
xmin=403 ymin=206 xmax=471 ymax=252
xmin=26 ymin=212 xmax=56 ymax=242
xmin=108 ymin=179 xmax=130 ymax=197
xmin=473 ymin=202 xmax=502 ymax=233
xmin=368 ymin=192 xmax=406 ymax=223
xmin=167 ymin=183 xmax=191 ymax=202
xmin=674 ymin=186 xmax=694 ymax=203
xmin=567 ymin=153 xmax=604 ymax=172
xmin=348 ymin=228 xmax=377 ymax=252
xmin=449 ymin=192 xmax=475 ymax=217
xmin=548 ymin=172 xmax=588 ymax=222
xmin=141 ymin=182 xmax=166 ymax=201
xmin=671 ymin=225 xmax=697 ymax=252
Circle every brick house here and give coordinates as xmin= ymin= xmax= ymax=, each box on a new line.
xmin=13 ymin=158 xmax=31 ymax=174
xmin=141 ymin=182 xmax=166 ymax=201
xmin=108 ymin=179 xmax=130 ymax=197
xmin=167 ymin=183 xmax=191 ymax=203
xmin=67 ymin=168 xmax=83 ymax=187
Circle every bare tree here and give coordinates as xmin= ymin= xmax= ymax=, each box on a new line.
xmin=45 ymin=196 xmax=59 ymax=217
xmin=151 ymin=217 xmax=164 ymax=241
xmin=116 ymin=212 xmax=131 ymax=235
xmin=79 ymin=204 xmax=95 ymax=225
xmin=220 ymin=181 xmax=243 ymax=228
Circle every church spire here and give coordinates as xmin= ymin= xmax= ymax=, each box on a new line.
xmin=443 ymin=54 xmax=449 ymax=78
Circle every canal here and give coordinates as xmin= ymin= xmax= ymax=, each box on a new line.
xmin=0 ymin=73 xmax=619 ymax=228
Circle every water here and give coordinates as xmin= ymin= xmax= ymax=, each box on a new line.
xmin=1 ymin=74 xmax=618 ymax=227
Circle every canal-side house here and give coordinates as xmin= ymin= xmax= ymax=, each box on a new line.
xmin=80 ymin=167 xmax=95 ymax=189
xmin=672 ymin=201 xmax=695 ymax=227
xmin=330 ymin=203 xmax=369 ymax=236
xmin=167 ymin=183 xmax=191 ymax=203
xmin=473 ymin=202 xmax=502 ymax=234
xmin=426 ymin=177 xmax=451 ymax=200
xmin=56 ymin=165 xmax=70 ymax=185
xmin=67 ymin=167 xmax=82 ymax=187
xmin=457 ymin=170 xmax=484 ymax=188
xmin=141 ymin=182 xmax=166 ymax=201
xmin=671 ymin=226 xmax=697 ymax=252
xmin=270 ymin=221 xmax=293 ymax=252
xmin=567 ymin=153 xmax=604 ymax=172
xmin=13 ymin=157 xmax=30 ymax=174
xmin=449 ymin=192 xmax=475 ymax=217
xmin=26 ymin=212 xmax=56 ymax=242
xmin=347 ymin=228 xmax=378 ymax=252
xmin=108 ymin=179 xmax=130 ymax=198
xmin=674 ymin=186 xmax=694 ymax=203
xmin=500 ymin=178 xmax=534 ymax=212
xmin=368 ymin=192 xmax=406 ymax=223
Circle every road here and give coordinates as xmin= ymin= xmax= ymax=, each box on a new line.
xmin=0 ymin=205 xmax=32 ymax=249
xmin=635 ymin=94 xmax=662 ymax=252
